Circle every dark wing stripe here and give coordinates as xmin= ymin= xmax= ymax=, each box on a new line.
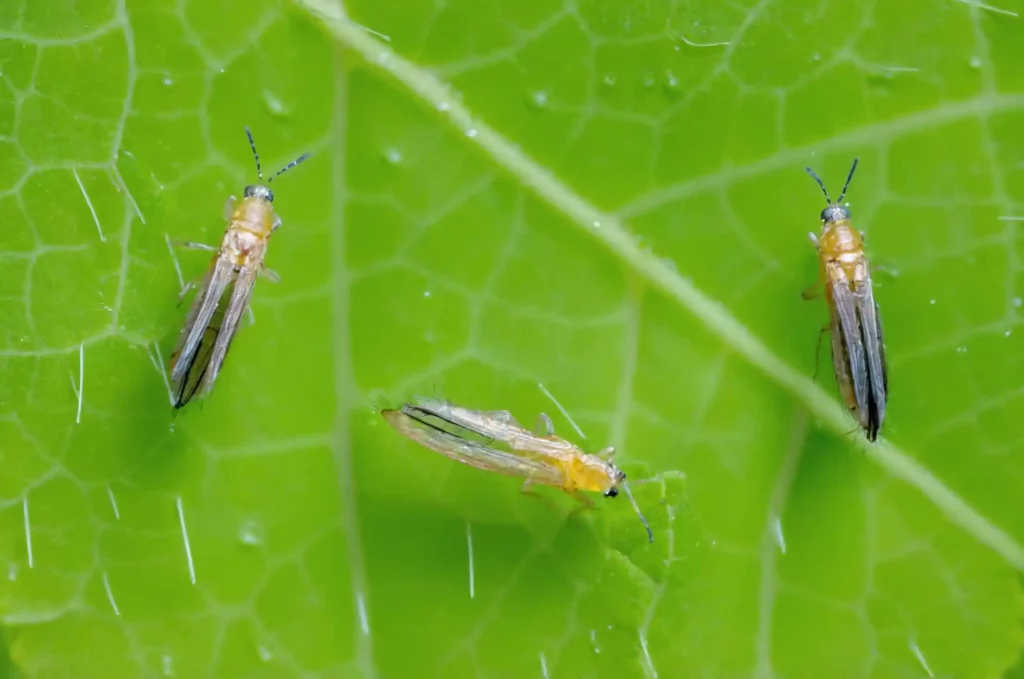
xmin=383 ymin=410 xmax=562 ymax=483
xmin=199 ymin=264 xmax=258 ymax=396
xmin=173 ymin=302 xmax=226 ymax=407
xmin=829 ymin=273 xmax=869 ymax=426
xmin=856 ymin=285 xmax=887 ymax=438
xmin=402 ymin=404 xmax=495 ymax=444
xmin=171 ymin=256 xmax=234 ymax=384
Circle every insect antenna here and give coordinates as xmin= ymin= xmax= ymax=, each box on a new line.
xmin=837 ymin=156 xmax=859 ymax=204
xmin=243 ymin=125 xmax=311 ymax=184
xmin=620 ymin=481 xmax=653 ymax=543
xmin=244 ymin=125 xmax=262 ymax=181
xmin=804 ymin=166 xmax=831 ymax=204
xmin=269 ymin=153 xmax=311 ymax=182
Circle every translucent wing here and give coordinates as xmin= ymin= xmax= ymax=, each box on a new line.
xmin=854 ymin=280 xmax=887 ymax=440
xmin=383 ymin=406 xmax=564 ymax=486
xmin=170 ymin=254 xmax=236 ymax=392
xmin=171 ymin=298 xmax=228 ymax=408
xmin=827 ymin=262 xmax=870 ymax=432
xmin=198 ymin=264 xmax=259 ymax=396
xmin=408 ymin=397 xmax=528 ymax=441
xmin=405 ymin=398 xmax=582 ymax=462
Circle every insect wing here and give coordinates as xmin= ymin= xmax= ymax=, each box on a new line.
xmin=384 ymin=407 xmax=563 ymax=485
xmin=170 ymin=254 xmax=235 ymax=385
xmin=405 ymin=399 xmax=575 ymax=462
xmin=854 ymin=281 xmax=887 ymax=439
xmin=196 ymin=264 xmax=259 ymax=397
xmin=828 ymin=303 xmax=857 ymax=411
xmin=827 ymin=265 xmax=871 ymax=433
xmin=172 ymin=297 xmax=228 ymax=407
xmin=408 ymin=397 xmax=528 ymax=442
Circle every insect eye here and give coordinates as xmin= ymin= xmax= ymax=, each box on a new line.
xmin=605 ymin=488 xmax=619 ymax=498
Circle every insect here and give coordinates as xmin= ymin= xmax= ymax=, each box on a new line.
xmin=382 ymin=398 xmax=654 ymax=542
xmin=168 ymin=126 xmax=310 ymax=408
xmin=802 ymin=157 xmax=888 ymax=441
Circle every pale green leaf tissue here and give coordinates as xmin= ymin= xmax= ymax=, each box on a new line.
xmin=1 ymin=0 xmax=1023 ymax=676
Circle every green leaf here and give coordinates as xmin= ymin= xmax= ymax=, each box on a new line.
xmin=1 ymin=0 xmax=1023 ymax=676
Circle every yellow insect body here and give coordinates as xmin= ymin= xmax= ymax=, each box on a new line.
xmin=168 ymin=127 xmax=309 ymax=409
xmin=382 ymin=398 xmax=653 ymax=542
xmin=803 ymin=158 xmax=888 ymax=441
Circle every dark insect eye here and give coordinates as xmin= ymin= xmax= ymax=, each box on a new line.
xmin=605 ymin=488 xmax=619 ymax=498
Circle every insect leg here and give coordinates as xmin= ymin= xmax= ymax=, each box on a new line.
xmin=801 ymin=262 xmax=826 ymax=300
xmin=261 ymin=267 xmax=281 ymax=284
xmin=594 ymin=446 xmax=616 ymax=460
xmin=569 ymin=491 xmax=595 ymax=508
xmin=518 ymin=480 xmax=561 ymax=512
xmin=812 ymin=322 xmax=829 ymax=379
xmin=177 ymin=280 xmax=199 ymax=305
xmin=534 ymin=412 xmax=555 ymax=436
xmin=223 ymin=196 xmax=237 ymax=221
xmin=170 ymin=238 xmax=219 ymax=254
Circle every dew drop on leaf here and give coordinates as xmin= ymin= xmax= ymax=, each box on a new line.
xmin=664 ymin=70 xmax=679 ymax=92
xmin=237 ymin=519 xmax=265 ymax=547
xmin=262 ymin=90 xmax=290 ymax=118
xmin=528 ymin=90 xmax=548 ymax=109
xmin=602 ymin=74 xmax=617 ymax=87
xmin=384 ymin=148 xmax=403 ymax=165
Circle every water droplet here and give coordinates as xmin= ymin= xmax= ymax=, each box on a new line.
xmin=384 ymin=148 xmax=402 ymax=165
xmin=1005 ymin=329 xmax=1013 ymax=337
xmin=528 ymin=90 xmax=548 ymax=109
xmin=642 ymin=72 xmax=656 ymax=88
xmin=592 ymin=220 xmax=602 ymax=229
xmin=602 ymin=74 xmax=617 ymax=87
xmin=664 ymin=70 xmax=679 ymax=90
xmin=812 ymin=52 xmax=821 ymax=62
xmin=1014 ymin=297 xmax=1022 ymax=307
xmin=465 ymin=128 xmax=478 ymax=138
xmin=375 ymin=52 xmax=393 ymax=68
xmin=969 ymin=55 xmax=983 ymax=69
xmin=956 ymin=345 xmax=967 ymax=353
xmin=423 ymin=290 xmax=432 ymax=298
xmin=929 ymin=299 xmax=936 ymax=305
xmin=162 ymin=655 xmax=175 ymax=677
xmin=437 ymin=101 xmax=450 ymax=112
xmin=262 ymin=90 xmax=290 ymax=118
xmin=238 ymin=519 xmax=265 ymax=547
xmin=257 ymin=645 xmax=273 ymax=662
xmin=163 ymin=76 xmax=173 ymax=86
xmin=7 ymin=563 xmax=17 ymax=581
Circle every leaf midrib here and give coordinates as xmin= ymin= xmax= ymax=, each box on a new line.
xmin=298 ymin=0 xmax=1024 ymax=571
